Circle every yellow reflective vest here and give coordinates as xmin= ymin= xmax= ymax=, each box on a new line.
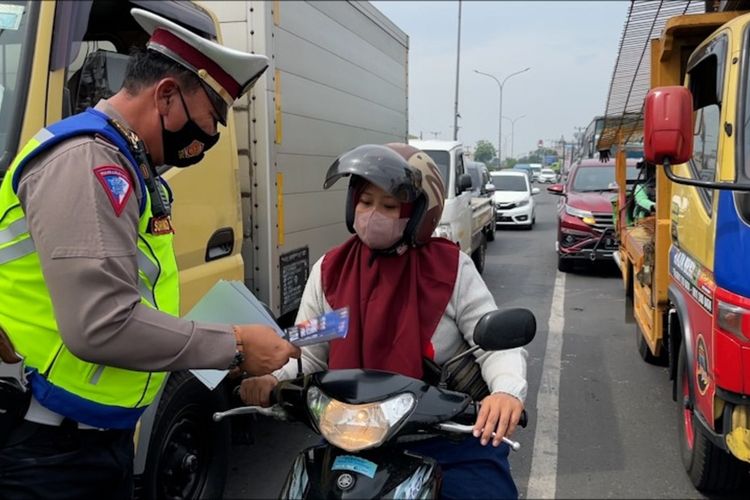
xmin=0 ymin=109 xmax=179 ymax=429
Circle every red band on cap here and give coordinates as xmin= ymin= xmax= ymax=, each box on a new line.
xmin=150 ymin=28 xmax=240 ymax=100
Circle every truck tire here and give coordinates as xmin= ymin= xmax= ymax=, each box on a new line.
xmin=636 ymin=323 xmax=667 ymax=366
xmin=486 ymin=222 xmax=496 ymax=242
xmin=137 ymin=371 xmax=230 ymax=500
xmin=676 ymin=343 xmax=745 ymax=493
xmin=472 ymin=235 xmax=487 ymax=274
xmin=557 ymin=253 xmax=573 ymax=273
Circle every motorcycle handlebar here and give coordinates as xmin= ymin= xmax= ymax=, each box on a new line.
xmin=217 ymin=384 xmax=286 ymax=422
xmin=519 ymin=409 xmax=528 ymax=428
xmin=212 ymin=404 xmax=287 ymax=422
xmin=461 ymin=403 xmax=528 ymax=429
xmin=436 ymin=422 xmax=521 ymax=452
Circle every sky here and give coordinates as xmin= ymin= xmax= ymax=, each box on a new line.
xmin=370 ymin=0 xmax=629 ymax=159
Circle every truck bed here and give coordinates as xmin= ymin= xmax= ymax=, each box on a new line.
xmin=471 ymin=197 xmax=493 ymax=236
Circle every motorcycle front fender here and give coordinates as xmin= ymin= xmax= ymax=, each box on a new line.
xmin=279 ymin=444 xmax=441 ymax=499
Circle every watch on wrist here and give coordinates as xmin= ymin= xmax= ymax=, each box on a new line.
xmin=228 ymin=348 xmax=244 ymax=370
xmin=228 ymin=326 xmax=245 ymax=370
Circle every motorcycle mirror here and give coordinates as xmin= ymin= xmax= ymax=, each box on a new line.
xmin=473 ymin=309 xmax=536 ymax=351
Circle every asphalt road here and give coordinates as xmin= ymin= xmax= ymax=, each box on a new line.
xmin=225 ymin=190 xmax=721 ymax=499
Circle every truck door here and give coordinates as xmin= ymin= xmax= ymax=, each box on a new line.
xmin=670 ymin=33 xmax=727 ymax=423
xmin=455 ymin=150 xmax=472 ymax=251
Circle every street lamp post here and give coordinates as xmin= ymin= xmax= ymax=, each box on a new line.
xmin=474 ymin=67 xmax=530 ymax=167
xmin=503 ymin=114 xmax=526 ymax=160
xmin=453 ymin=0 xmax=462 ymax=140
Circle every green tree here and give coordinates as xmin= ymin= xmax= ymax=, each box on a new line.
xmin=505 ymin=158 xmax=518 ymax=169
xmin=473 ymin=140 xmax=496 ymax=165
xmin=517 ymin=155 xmax=541 ymax=164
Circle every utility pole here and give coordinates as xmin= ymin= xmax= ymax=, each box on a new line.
xmin=453 ymin=0 xmax=462 ymax=141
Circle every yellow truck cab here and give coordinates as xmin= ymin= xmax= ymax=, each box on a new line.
xmin=0 ymin=0 xmax=408 ymax=497
xmin=603 ymin=3 xmax=750 ymax=492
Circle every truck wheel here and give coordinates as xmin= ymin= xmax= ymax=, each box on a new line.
xmin=636 ymin=323 xmax=667 ymax=366
xmin=677 ymin=343 xmax=745 ymax=492
xmin=557 ymin=253 xmax=573 ymax=273
xmin=138 ymin=371 xmax=230 ymax=500
xmin=486 ymin=223 xmax=496 ymax=242
xmin=472 ymin=235 xmax=487 ymax=274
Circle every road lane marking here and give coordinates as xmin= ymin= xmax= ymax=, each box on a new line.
xmin=526 ymin=270 xmax=565 ymax=499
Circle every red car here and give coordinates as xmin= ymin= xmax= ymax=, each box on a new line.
xmin=548 ymin=158 xmax=639 ymax=272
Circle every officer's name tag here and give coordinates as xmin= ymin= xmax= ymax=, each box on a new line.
xmin=150 ymin=216 xmax=174 ymax=235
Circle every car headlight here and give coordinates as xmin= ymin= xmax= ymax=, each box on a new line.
xmin=517 ymin=199 xmax=529 ymax=207
xmin=565 ymin=205 xmax=595 ymax=225
xmin=307 ymin=386 xmax=415 ymax=452
xmin=433 ymin=224 xmax=453 ymax=240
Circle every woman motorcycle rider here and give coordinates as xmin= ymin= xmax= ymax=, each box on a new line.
xmin=241 ymin=143 xmax=527 ymax=499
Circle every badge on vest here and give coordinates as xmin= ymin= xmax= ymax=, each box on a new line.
xmin=149 ymin=216 xmax=174 ymax=235
xmin=93 ymin=165 xmax=133 ymax=217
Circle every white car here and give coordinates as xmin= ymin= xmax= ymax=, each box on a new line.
xmin=491 ymin=170 xmax=539 ymax=229
xmin=538 ymin=168 xmax=558 ymax=183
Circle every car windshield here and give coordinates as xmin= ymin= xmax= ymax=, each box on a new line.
xmin=571 ymin=166 xmax=638 ymax=192
xmin=541 ymin=169 xmax=554 ymax=174
xmin=0 ymin=1 xmax=37 ymax=175
xmin=491 ymin=175 xmax=527 ymax=192
xmin=422 ymin=150 xmax=450 ymax=195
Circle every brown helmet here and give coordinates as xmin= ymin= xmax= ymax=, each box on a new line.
xmin=324 ymin=143 xmax=445 ymax=246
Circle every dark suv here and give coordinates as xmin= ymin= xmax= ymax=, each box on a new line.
xmin=548 ymin=158 xmax=638 ymax=272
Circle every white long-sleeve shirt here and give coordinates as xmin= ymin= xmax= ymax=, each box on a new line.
xmin=275 ymin=251 xmax=528 ymax=402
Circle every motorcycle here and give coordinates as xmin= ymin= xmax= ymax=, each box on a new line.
xmin=214 ymin=308 xmax=536 ymax=499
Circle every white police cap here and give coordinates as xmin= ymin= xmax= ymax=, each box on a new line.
xmin=130 ymin=8 xmax=269 ymax=109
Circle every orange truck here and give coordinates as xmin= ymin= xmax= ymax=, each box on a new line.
xmin=602 ymin=1 xmax=750 ymax=492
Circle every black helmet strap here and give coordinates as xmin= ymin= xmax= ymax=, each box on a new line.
xmin=401 ymin=193 xmax=427 ymax=246
xmin=344 ymin=176 xmax=363 ymax=234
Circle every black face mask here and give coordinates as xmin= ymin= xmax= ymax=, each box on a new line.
xmin=161 ymin=89 xmax=220 ymax=168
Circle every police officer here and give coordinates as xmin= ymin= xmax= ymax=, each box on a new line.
xmin=0 ymin=8 xmax=299 ymax=498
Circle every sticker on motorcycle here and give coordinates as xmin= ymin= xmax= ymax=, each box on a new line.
xmin=332 ymin=455 xmax=378 ymax=479
xmin=696 ymin=335 xmax=709 ymax=396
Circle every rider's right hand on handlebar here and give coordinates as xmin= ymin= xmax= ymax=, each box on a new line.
xmin=239 ymin=374 xmax=279 ymax=407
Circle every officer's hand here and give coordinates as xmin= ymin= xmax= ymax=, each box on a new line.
xmin=239 ymin=375 xmax=279 ymax=407
xmin=235 ymin=324 xmax=301 ymax=376
xmin=473 ymin=392 xmax=524 ymax=447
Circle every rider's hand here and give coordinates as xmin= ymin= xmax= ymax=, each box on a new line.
xmin=234 ymin=324 xmax=301 ymax=376
xmin=239 ymin=375 xmax=279 ymax=407
xmin=473 ymin=392 xmax=524 ymax=447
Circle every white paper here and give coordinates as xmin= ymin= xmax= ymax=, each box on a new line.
xmin=185 ymin=280 xmax=281 ymax=390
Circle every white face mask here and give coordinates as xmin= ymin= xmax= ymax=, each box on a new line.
xmin=354 ymin=208 xmax=409 ymax=250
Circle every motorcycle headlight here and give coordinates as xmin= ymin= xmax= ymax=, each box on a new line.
xmin=306 ymin=386 xmax=415 ymax=452
xmin=565 ymin=205 xmax=595 ymax=225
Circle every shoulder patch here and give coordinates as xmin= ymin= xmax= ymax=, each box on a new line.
xmin=93 ymin=165 xmax=133 ymax=216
